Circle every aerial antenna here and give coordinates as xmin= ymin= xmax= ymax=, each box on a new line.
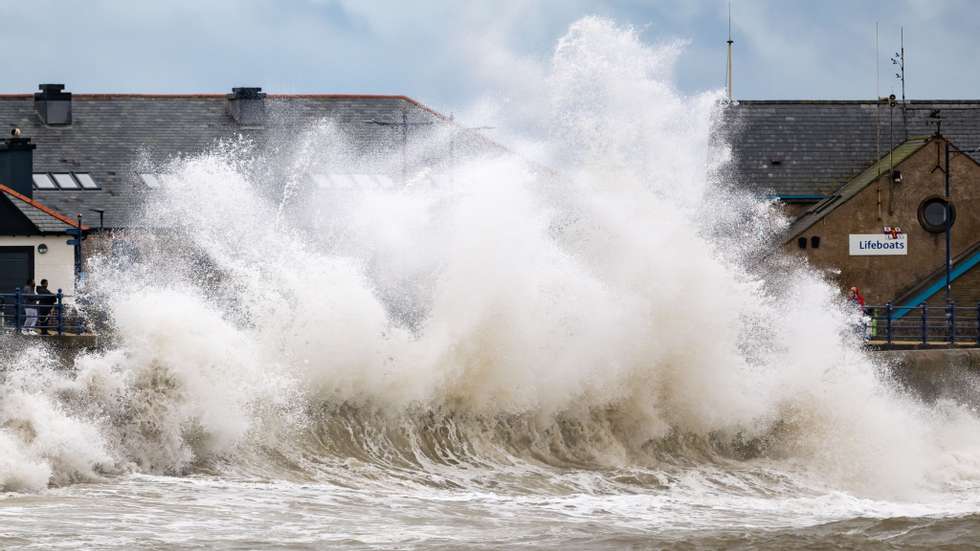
xmin=875 ymin=22 xmax=880 ymax=106
xmin=891 ymin=26 xmax=907 ymax=139
xmin=875 ymin=22 xmax=881 ymax=220
xmin=726 ymin=0 xmax=734 ymax=100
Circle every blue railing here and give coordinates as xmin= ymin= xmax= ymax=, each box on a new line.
xmin=0 ymin=289 xmax=87 ymax=336
xmin=889 ymin=249 xmax=980 ymax=320
xmin=864 ymin=303 xmax=980 ymax=348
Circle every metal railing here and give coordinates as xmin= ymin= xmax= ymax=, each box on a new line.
xmin=0 ymin=289 xmax=87 ymax=336
xmin=864 ymin=303 xmax=980 ymax=348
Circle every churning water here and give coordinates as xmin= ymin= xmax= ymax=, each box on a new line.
xmin=3 ymin=18 xmax=980 ymax=549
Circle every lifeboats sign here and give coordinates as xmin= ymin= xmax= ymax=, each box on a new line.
xmin=849 ymin=234 xmax=908 ymax=256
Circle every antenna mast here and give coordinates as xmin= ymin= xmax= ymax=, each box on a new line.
xmin=726 ymin=1 xmax=734 ymax=100
xmin=876 ymin=22 xmax=881 ymax=220
xmin=901 ymin=26 xmax=907 ymax=139
xmin=900 ymin=27 xmax=906 ymax=104
xmin=875 ymin=21 xmax=880 ymax=156
xmin=891 ymin=26 xmax=907 ymax=139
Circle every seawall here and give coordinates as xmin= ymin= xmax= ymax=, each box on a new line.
xmin=4 ymin=333 xmax=102 ymax=367
xmin=875 ymin=348 xmax=980 ymax=402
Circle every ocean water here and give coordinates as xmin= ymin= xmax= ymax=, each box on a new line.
xmin=3 ymin=17 xmax=980 ymax=549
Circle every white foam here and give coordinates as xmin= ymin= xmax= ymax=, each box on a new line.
xmin=1 ymin=17 xmax=979 ymax=507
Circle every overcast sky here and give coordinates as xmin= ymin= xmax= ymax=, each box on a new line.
xmin=2 ymin=0 xmax=976 ymax=116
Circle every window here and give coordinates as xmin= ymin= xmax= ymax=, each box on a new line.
xmin=918 ymin=196 xmax=955 ymax=233
xmin=139 ymin=173 xmax=162 ymax=189
xmin=32 ymin=172 xmax=100 ymax=190
xmin=75 ymin=173 xmax=99 ymax=189
xmin=32 ymin=173 xmax=57 ymax=190
xmin=797 ymin=237 xmax=807 ymax=249
xmin=52 ymin=173 xmax=79 ymax=189
xmin=810 ymin=236 xmax=821 ymax=249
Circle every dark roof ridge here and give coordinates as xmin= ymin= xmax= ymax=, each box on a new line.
xmin=735 ymin=99 xmax=980 ymax=105
xmin=0 ymin=92 xmax=417 ymax=99
xmin=0 ymin=92 xmax=454 ymax=122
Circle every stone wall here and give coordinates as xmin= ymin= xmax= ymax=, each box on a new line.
xmin=875 ymin=348 xmax=980 ymax=402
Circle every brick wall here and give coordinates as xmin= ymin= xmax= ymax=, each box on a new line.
xmin=925 ymin=266 xmax=980 ymax=308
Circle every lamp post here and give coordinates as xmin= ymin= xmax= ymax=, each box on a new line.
xmin=944 ymin=140 xmax=952 ymax=305
xmin=926 ymin=112 xmax=958 ymax=307
xmin=933 ymin=136 xmax=974 ymax=338
xmin=74 ymin=214 xmax=83 ymax=282
xmin=90 ymin=208 xmax=104 ymax=232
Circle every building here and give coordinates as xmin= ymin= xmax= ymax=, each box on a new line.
xmin=725 ymin=100 xmax=980 ymax=310
xmin=0 ymin=135 xmax=86 ymax=299
xmin=0 ymin=83 xmax=496 ymax=297
xmin=782 ymin=135 xmax=980 ymax=308
xmin=0 ymin=84 xmax=488 ymax=231
xmin=3 ymin=84 xmax=980 ymax=316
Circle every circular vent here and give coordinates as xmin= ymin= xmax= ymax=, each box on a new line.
xmin=918 ymin=196 xmax=955 ymax=233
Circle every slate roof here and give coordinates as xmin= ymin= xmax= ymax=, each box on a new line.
xmin=0 ymin=92 xmax=467 ymax=228
xmin=0 ymin=184 xmax=86 ymax=233
xmin=722 ymin=100 xmax=980 ymax=197
xmin=8 ymin=92 xmax=979 ymax=229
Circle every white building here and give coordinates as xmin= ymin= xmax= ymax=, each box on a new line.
xmin=0 ymin=137 xmax=83 ymax=301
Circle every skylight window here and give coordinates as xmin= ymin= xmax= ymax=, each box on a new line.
xmin=52 ymin=173 xmax=79 ymax=189
xmin=75 ymin=173 xmax=99 ymax=189
xmin=139 ymin=173 xmax=162 ymax=189
xmin=32 ymin=173 xmax=56 ymax=190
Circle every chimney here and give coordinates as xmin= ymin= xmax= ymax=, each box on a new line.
xmin=226 ymin=87 xmax=266 ymax=126
xmin=0 ymin=132 xmax=37 ymax=198
xmin=34 ymin=83 xmax=72 ymax=126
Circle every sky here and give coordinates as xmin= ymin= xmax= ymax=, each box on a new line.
xmin=1 ymin=0 xmax=977 ymax=116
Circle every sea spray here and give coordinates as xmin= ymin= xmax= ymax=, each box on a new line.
xmin=1 ymin=18 xmax=980 ymax=508
xmin=0 ymin=341 xmax=115 ymax=490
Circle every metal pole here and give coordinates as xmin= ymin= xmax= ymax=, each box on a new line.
xmin=888 ymin=98 xmax=895 ymax=215
xmin=726 ymin=0 xmax=733 ymax=100
xmin=15 ymin=287 xmax=22 ymax=332
xmin=886 ymin=303 xmax=893 ymax=346
xmin=948 ymin=302 xmax=956 ymax=346
xmin=900 ymin=27 xmax=907 ymax=140
xmin=945 ymin=141 xmax=952 ymax=304
xmin=74 ymin=214 xmax=84 ymax=282
xmin=56 ymin=289 xmax=64 ymax=336
xmin=921 ymin=303 xmax=928 ymax=346
xmin=401 ymin=110 xmax=408 ymax=185
xmin=976 ymin=302 xmax=980 ymax=347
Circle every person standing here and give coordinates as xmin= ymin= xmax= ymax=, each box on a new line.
xmin=22 ymin=279 xmax=38 ymax=335
xmin=848 ymin=286 xmax=865 ymax=309
xmin=848 ymin=286 xmax=869 ymax=340
xmin=35 ymin=279 xmax=56 ymax=335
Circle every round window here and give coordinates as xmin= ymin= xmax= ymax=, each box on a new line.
xmin=918 ymin=196 xmax=955 ymax=233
